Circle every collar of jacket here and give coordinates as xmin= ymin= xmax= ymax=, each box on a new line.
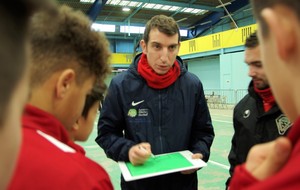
xmin=128 ymin=53 xmax=187 ymax=76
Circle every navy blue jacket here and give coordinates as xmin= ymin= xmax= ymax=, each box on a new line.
xmin=96 ymin=53 xmax=214 ymax=190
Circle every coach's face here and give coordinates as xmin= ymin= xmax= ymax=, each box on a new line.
xmin=140 ymin=28 xmax=180 ymax=75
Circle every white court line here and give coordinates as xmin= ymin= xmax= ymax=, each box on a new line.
xmin=212 ymin=119 xmax=233 ymax=124
xmin=208 ymin=160 xmax=230 ymax=170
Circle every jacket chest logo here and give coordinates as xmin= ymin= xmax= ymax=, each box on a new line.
xmin=127 ymin=109 xmax=149 ymax=118
xmin=276 ymin=114 xmax=292 ymax=135
xmin=131 ymin=100 xmax=144 ymax=106
xmin=128 ymin=100 xmax=148 ymax=118
xmin=128 ymin=109 xmax=138 ymax=117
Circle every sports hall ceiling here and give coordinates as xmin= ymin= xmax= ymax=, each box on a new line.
xmin=57 ymin=0 xmax=250 ymax=40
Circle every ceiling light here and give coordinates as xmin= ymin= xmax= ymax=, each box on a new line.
xmin=161 ymin=5 xmax=171 ymax=10
xmin=192 ymin=9 xmax=201 ymax=14
xmin=107 ymin=0 xmax=121 ymax=5
xmin=153 ymin=4 xmax=163 ymax=9
xmin=196 ymin=10 xmax=208 ymax=15
xmin=144 ymin=3 xmax=155 ymax=9
xmin=80 ymin=0 xmax=95 ymax=3
xmin=182 ymin=8 xmax=194 ymax=13
xmin=169 ymin=6 xmax=180 ymax=11
xmin=122 ymin=7 xmax=130 ymax=12
xmin=119 ymin=1 xmax=130 ymax=6
xmin=128 ymin=2 xmax=141 ymax=7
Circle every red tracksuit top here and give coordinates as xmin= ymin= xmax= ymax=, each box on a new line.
xmin=230 ymin=116 xmax=300 ymax=189
xmin=9 ymin=104 xmax=114 ymax=190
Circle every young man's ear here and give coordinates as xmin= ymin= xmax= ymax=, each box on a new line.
xmin=261 ymin=6 xmax=297 ymax=61
xmin=55 ymin=69 xmax=75 ymax=99
xmin=140 ymin=40 xmax=147 ymax=54
xmin=71 ymin=121 xmax=80 ymax=132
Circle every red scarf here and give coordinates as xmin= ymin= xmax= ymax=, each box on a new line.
xmin=254 ymin=85 xmax=275 ymax=112
xmin=137 ymin=53 xmax=180 ymax=89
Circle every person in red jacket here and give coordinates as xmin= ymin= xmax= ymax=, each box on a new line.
xmin=9 ymin=5 xmax=113 ymax=190
xmin=229 ymin=0 xmax=300 ymax=189
xmin=0 ymin=1 xmax=54 ymax=189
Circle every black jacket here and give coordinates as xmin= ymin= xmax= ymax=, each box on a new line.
xmin=96 ymin=53 xmax=215 ymax=190
xmin=226 ymin=81 xmax=291 ymax=188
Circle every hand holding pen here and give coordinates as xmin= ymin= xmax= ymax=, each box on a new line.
xmin=139 ymin=145 xmax=155 ymax=158
xmin=129 ymin=142 xmax=154 ymax=165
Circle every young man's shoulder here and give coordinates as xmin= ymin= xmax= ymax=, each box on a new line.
xmin=9 ymin=128 xmax=112 ymax=189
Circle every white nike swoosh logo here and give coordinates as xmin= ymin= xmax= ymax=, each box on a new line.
xmin=131 ymin=100 xmax=144 ymax=106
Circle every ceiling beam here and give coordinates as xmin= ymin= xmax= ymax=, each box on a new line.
xmin=171 ymin=0 xmax=198 ymax=17
xmin=187 ymin=0 xmax=249 ymax=38
xmin=218 ymin=0 xmax=238 ymax=29
xmin=123 ymin=2 xmax=146 ymax=23
xmin=87 ymin=0 xmax=108 ymax=21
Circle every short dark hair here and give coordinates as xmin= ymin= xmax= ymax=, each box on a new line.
xmin=245 ymin=31 xmax=259 ymax=48
xmin=81 ymin=83 xmax=105 ymax=119
xmin=0 ymin=0 xmax=54 ymax=125
xmin=143 ymin=15 xmax=180 ymax=44
xmin=251 ymin=0 xmax=300 ymax=37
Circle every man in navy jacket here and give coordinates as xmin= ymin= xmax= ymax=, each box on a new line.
xmin=96 ymin=15 xmax=215 ymax=190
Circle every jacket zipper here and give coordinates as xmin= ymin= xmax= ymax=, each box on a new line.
xmin=158 ymin=91 xmax=163 ymax=152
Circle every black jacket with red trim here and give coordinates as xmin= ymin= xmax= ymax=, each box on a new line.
xmin=226 ymin=81 xmax=291 ymax=188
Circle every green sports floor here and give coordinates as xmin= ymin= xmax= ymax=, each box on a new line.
xmin=78 ymin=108 xmax=234 ymax=190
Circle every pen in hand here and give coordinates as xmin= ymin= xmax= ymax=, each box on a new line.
xmin=139 ymin=146 xmax=155 ymax=158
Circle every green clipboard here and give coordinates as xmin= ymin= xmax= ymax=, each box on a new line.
xmin=118 ymin=150 xmax=207 ymax=181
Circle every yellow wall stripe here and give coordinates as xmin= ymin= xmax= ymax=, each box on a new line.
xmin=111 ymin=24 xmax=257 ymax=64
xmin=111 ymin=53 xmax=134 ymax=65
xmin=178 ymin=24 xmax=257 ymax=56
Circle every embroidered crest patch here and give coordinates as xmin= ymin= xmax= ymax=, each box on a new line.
xmin=276 ymin=114 xmax=292 ymax=135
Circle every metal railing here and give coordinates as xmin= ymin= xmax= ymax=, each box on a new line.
xmin=204 ymin=89 xmax=248 ymax=109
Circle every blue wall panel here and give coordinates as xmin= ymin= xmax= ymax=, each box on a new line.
xmin=116 ymin=40 xmax=134 ymax=53
xmin=220 ymin=51 xmax=250 ymax=90
xmin=187 ymin=56 xmax=220 ymax=90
